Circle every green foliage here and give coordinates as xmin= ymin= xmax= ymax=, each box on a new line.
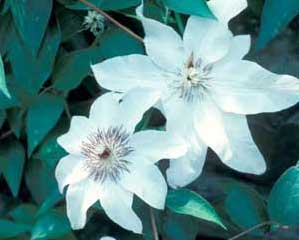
xmin=26 ymin=94 xmax=65 ymax=156
xmin=166 ymin=189 xmax=226 ymax=229
xmin=268 ymin=166 xmax=299 ymax=225
xmin=65 ymin=0 xmax=141 ymax=10
xmin=0 ymin=219 xmax=31 ymax=238
xmin=162 ymin=0 xmax=214 ymax=18
xmin=31 ymin=210 xmax=71 ymax=240
xmin=0 ymin=140 xmax=25 ymax=197
xmin=10 ymin=0 xmax=53 ymax=55
xmin=0 ymin=55 xmax=10 ymax=98
xmin=257 ymin=0 xmax=299 ymax=49
xmin=225 ymin=183 xmax=268 ymax=234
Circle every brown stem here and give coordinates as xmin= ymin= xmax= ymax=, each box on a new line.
xmin=149 ymin=208 xmax=159 ymax=240
xmin=228 ymin=221 xmax=282 ymax=240
xmin=77 ymin=0 xmax=144 ymax=43
xmin=0 ymin=130 xmax=13 ymax=140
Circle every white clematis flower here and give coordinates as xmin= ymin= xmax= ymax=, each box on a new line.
xmin=55 ymin=89 xmax=187 ymax=233
xmin=91 ymin=0 xmax=299 ymax=188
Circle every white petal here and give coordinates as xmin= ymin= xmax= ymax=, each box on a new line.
xmin=163 ymin=97 xmax=194 ymax=136
xmin=183 ymin=16 xmax=232 ymax=63
xmin=89 ymin=92 xmax=122 ymax=129
xmin=100 ymin=237 xmax=116 ymax=240
xmin=167 ymin=143 xmax=207 ymax=189
xmin=222 ymin=35 xmax=251 ymax=61
xmin=194 ymin=96 xmax=232 ymax=162
xmin=57 ymin=116 xmax=97 ymax=154
xmin=120 ymin=165 xmax=167 ymax=209
xmin=91 ymin=54 xmax=167 ymax=92
xmin=211 ymin=60 xmax=299 ymax=114
xmin=55 ymin=154 xmax=88 ymax=193
xmin=100 ymin=182 xmax=142 ymax=234
xmin=208 ymin=0 xmax=247 ymax=24
xmin=129 ymin=130 xmax=187 ymax=163
xmin=222 ymin=113 xmax=266 ymax=174
xmin=136 ymin=5 xmax=185 ymax=72
xmin=119 ymin=88 xmax=161 ymax=133
xmin=66 ymin=178 xmax=100 ymax=229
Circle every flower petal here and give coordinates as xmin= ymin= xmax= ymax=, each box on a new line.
xmin=99 ymin=182 xmax=142 ymax=234
xmin=91 ymin=54 xmax=167 ymax=92
xmin=194 ymin=96 xmax=232 ymax=162
xmin=183 ymin=16 xmax=232 ymax=63
xmin=129 ymin=130 xmax=187 ymax=163
xmin=89 ymin=92 xmax=122 ymax=129
xmin=66 ymin=178 xmax=100 ymax=229
xmin=222 ymin=35 xmax=251 ymax=61
xmin=208 ymin=0 xmax=247 ymax=24
xmin=120 ymin=165 xmax=167 ymax=209
xmin=55 ymin=154 xmax=88 ymax=193
xmin=119 ymin=88 xmax=161 ymax=133
xmin=167 ymin=143 xmax=207 ymax=189
xmin=136 ymin=5 xmax=185 ymax=72
xmin=211 ymin=60 xmax=299 ymax=114
xmin=57 ymin=116 xmax=97 ymax=154
xmin=222 ymin=113 xmax=266 ymax=174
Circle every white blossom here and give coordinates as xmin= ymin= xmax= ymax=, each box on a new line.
xmin=91 ymin=0 xmax=299 ymax=188
xmin=83 ymin=10 xmax=105 ymax=36
xmin=55 ymin=89 xmax=187 ymax=232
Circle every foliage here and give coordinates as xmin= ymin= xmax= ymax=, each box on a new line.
xmin=0 ymin=0 xmax=299 ymax=239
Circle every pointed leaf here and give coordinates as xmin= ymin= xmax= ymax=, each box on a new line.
xmin=0 ymin=140 xmax=25 ymax=197
xmin=10 ymin=0 xmax=53 ymax=55
xmin=26 ymin=94 xmax=64 ymax=156
xmin=257 ymin=0 xmax=299 ymax=49
xmin=166 ymin=189 xmax=226 ymax=229
xmin=268 ymin=166 xmax=299 ymax=225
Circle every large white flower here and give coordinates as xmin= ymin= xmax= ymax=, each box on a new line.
xmin=100 ymin=237 xmax=116 ymax=240
xmin=55 ymin=89 xmax=187 ymax=233
xmin=91 ymin=0 xmax=299 ymax=188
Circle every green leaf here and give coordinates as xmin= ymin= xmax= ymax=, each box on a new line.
xmin=225 ymin=184 xmax=269 ymax=234
xmin=66 ymin=0 xmax=141 ymax=11
xmin=37 ymin=190 xmax=63 ymax=217
xmin=34 ymin=118 xmax=68 ymax=170
xmin=31 ymin=211 xmax=71 ymax=240
xmin=6 ymin=108 xmax=25 ymax=138
xmin=26 ymin=94 xmax=65 ymax=156
xmin=25 ymin=158 xmax=59 ymax=204
xmin=9 ymin=20 xmax=61 ymax=95
xmin=0 ymin=140 xmax=25 ymax=197
xmin=162 ymin=0 xmax=214 ymax=18
xmin=10 ymin=204 xmax=38 ymax=225
xmin=10 ymin=0 xmax=53 ymax=55
xmin=257 ymin=0 xmax=299 ymax=49
xmin=99 ymin=27 xmax=144 ymax=58
xmin=268 ymin=166 xmax=299 ymax=225
xmin=52 ymin=46 xmax=103 ymax=92
xmin=0 ymin=54 xmax=10 ymax=98
xmin=0 ymin=13 xmax=15 ymax=56
xmin=0 ymin=219 xmax=31 ymax=238
xmin=0 ymin=109 xmax=6 ymax=128
xmin=166 ymin=189 xmax=226 ymax=229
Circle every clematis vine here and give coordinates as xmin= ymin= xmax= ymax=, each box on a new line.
xmin=55 ymin=89 xmax=187 ymax=232
xmin=92 ymin=0 xmax=299 ymax=188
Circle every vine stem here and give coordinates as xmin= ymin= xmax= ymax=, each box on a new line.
xmin=228 ymin=221 xmax=282 ymax=240
xmin=77 ymin=0 xmax=144 ymax=43
xmin=149 ymin=208 xmax=159 ymax=240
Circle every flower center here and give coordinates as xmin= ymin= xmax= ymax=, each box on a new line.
xmin=81 ymin=126 xmax=133 ymax=183
xmin=171 ymin=53 xmax=213 ymax=102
